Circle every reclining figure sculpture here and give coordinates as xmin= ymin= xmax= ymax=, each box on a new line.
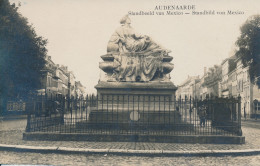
xmin=100 ymin=15 xmax=174 ymax=82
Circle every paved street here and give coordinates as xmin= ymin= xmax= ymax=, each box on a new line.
xmin=242 ymin=119 xmax=260 ymax=129
xmin=0 ymin=151 xmax=260 ymax=166
xmin=0 ymin=117 xmax=260 ymax=165
xmin=0 ymin=118 xmax=27 ymax=131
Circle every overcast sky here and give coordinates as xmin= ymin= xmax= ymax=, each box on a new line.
xmin=10 ymin=0 xmax=260 ymax=93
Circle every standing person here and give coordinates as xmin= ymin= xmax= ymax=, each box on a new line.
xmin=244 ymin=105 xmax=246 ymax=120
xmin=175 ymin=106 xmax=181 ymax=119
xmin=199 ymin=105 xmax=207 ymax=127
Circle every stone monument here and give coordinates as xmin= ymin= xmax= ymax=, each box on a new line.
xmin=96 ymin=15 xmax=177 ymax=97
xmin=89 ymin=15 xmax=179 ymax=131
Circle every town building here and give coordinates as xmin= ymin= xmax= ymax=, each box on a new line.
xmin=202 ymin=65 xmax=222 ymax=98
xmin=56 ymin=65 xmax=69 ymax=96
xmin=39 ymin=56 xmax=86 ymax=98
xmin=177 ymin=55 xmax=260 ymax=118
xmin=198 ymin=69 xmax=208 ymax=100
xmin=220 ymin=56 xmax=236 ymax=98
xmin=176 ymin=75 xmax=200 ymax=99
xmin=39 ymin=56 xmax=59 ymax=96
xmin=75 ymin=81 xmax=86 ymax=97
xmin=67 ymin=71 xmax=76 ymax=98
xmin=235 ymin=58 xmax=260 ymax=118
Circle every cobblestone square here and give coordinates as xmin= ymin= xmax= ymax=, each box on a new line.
xmin=0 ymin=119 xmax=260 ymax=165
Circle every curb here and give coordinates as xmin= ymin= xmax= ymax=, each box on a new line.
xmin=23 ymin=132 xmax=246 ymax=144
xmin=0 ymin=144 xmax=260 ymax=156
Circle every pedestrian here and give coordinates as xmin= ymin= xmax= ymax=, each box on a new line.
xmin=244 ymin=106 xmax=246 ymax=120
xmin=176 ymin=106 xmax=181 ymax=119
xmin=199 ymin=105 xmax=207 ymax=127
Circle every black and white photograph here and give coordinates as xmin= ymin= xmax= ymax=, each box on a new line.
xmin=0 ymin=0 xmax=260 ymax=165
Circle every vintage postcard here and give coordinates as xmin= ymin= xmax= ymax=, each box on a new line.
xmin=0 ymin=0 xmax=260 ymax=165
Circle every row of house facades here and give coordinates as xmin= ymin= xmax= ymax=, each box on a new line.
xmin=176 ymin=56 xmax=260 ymax=118
xmin=39 ymin=56 xmax=86 ymax=98
xmin=5 ymin=56 xmax=86 ymax=113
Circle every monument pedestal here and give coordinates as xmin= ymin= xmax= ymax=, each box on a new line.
xmin=95 ymin=81 xmax=177 ymax=97
xmin=95 ymin=81 xmax=177 ymax=111
xmin=88 ymin=81 xmax=179 ymax=130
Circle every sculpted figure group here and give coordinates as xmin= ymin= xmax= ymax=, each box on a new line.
xmin=100 ymin=15 xmax=174 ymax=82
